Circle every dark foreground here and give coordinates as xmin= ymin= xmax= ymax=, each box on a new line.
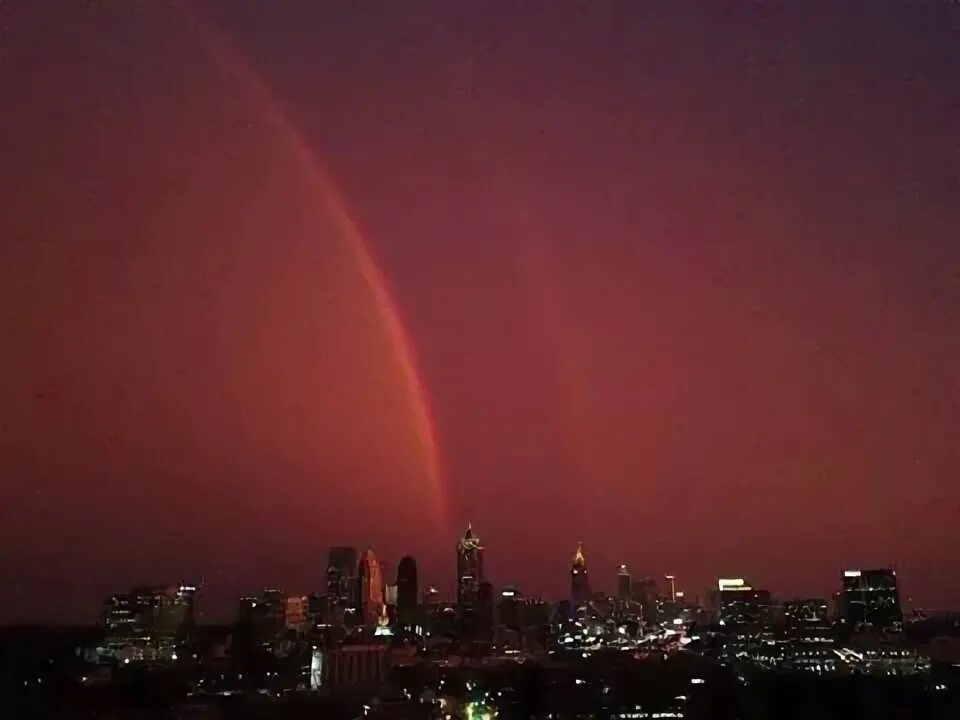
xmin=3 ymin=627 xmax=959 ymax=720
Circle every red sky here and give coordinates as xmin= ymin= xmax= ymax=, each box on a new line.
xmin=1 ymin=1 xmax=958 ymax=622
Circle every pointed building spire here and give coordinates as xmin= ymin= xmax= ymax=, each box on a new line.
xmin=570 ymin=542 xmax=591 ymax=603
xmin=456 ymin=522 xmax=484 ymax=609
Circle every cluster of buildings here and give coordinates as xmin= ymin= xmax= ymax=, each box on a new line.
xmin=90 ymin=525 xmax=933 ymax=689
xmin=705 ymin=568 xmax=929 ymax=675
xmin=97 ymin=584 xmax=197 ymax=663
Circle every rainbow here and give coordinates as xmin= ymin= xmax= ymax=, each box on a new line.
xmin=184 ymin=8 xmax=448 ymax=528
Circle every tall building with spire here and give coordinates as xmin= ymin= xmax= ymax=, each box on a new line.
xmin=571 ymin=542 xmax=591 ymax=604
xmin=456 ymin=523 xmax=484 ymax=610
xmin=357 ymin=548 xmax=384 ymax=627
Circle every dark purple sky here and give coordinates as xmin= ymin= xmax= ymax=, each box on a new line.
xmin=1 ymin=1 xmax=958 ymax=623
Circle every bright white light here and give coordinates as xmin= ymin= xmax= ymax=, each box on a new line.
xmin=844 ymin=570 xmax=861 ymax=578
xmin=718 ymin=578 xmax=745 ymax=590
xmin=691 ymin=678 xmax=705 ymax=685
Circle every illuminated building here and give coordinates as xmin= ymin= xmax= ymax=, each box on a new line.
xmin=715 ymin=578 xmax=771 ymax=623
xmin=285 ymin=595 xmax=308 ymax=632
xmin=840 ymin=568 xmax=902 ymax=633
xmin=396 ymin=555 xmax=418 ymax=626
xmin=714 ymin=577 xmax=773 ymax=656
xmin=456 ymin=523 xmax=484 ymax=610
xmin=617 ymin=564 xmax=631 ymax=600
xmin=779 ymin=598 xmax=836 ymax=673
xmin=309 ymin=648 xmax=326 ymax=689
xmin=357 ymin=548 xmax=384 ymax=626
xmin=570 ymin=542 xmax=591 ymax=604
xmin=784 ymin=598 xmax=831 ymax=639
xmin=102 ymin=584 xmax=196 ymax=661
xmin=327 ymin=546 xmax=357 ymax=604
xmin=374 ymin=603 xmax=393 ymax=636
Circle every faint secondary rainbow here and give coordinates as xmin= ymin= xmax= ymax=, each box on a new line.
xmin=184 ymin=8 xmax=448 ymax=527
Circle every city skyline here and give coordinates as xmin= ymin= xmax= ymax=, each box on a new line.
xmin=35 ymin=527 xmax=924 ymax=625
xmin=2 ymin=0 xmax=959 ymax=625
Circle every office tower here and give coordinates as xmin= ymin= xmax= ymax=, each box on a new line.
xmin=103 ymin=588 xmax=154 ymax=648
xmin=103 ymin=583 xmax=196 ymax=658
xmin=499 ymin=586 xmax=521 ymax=630
xmin=715 ymin=578 xmax=772 ymax=628
xmin=396 ymin=555 xmax=418 ymax=627
xmin=357 ymin=548 xmax=384 ymax=626
xmin=780 ymin=598 xmax=836 ymax=673
xmin=327 ymin=546 xmax=358 ymax=603
xmin=840 ymin=568 xmax=902 ymax=633
xmin=784 ymin=598 xmax=832 ymax=642
xmin=617 ymin=564 xmax=631 ymax=600
xmin=570 ymin=542 xmax=591 ymax=604
xmin=456 ymin=523 xmax=484 ymax=609
xmin=236 ymin=588 xmax=286 ymax=651
xmin=155 ymin=584 xmax=196 ymax=642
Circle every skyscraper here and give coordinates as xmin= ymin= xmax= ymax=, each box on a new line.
xmin=617 ymin=564 xmax=631 ymax=600
xmin=714 ymin=578 xmax=772 ymax=628
xmin=327 ymin=546 xmax=358 ymax=604
xmin=499 ymin=586 xmax=521 ymax=630
xmin=840 ymin=568 xmax=902 ymax=634
xmin=784 ymin=598 xmax=831 ymax=642
xmin=396 ymin=555 xmax=418 ymax=627
xmin=357 ymin=548 xmax=384 ymax=626
xmin=570 ymin=542 xmax=591 ymax=604
xmin=456 ymin=523 xmax=484 ymax=609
